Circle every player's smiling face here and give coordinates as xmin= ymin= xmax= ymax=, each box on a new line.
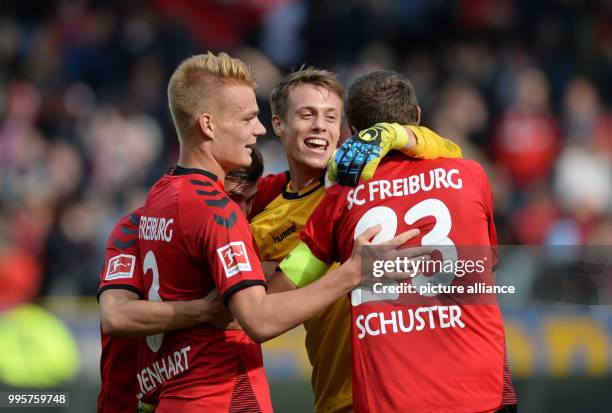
xmin=212 ymin=84 xmax=266 ymax=172
xmin=274 ymin=83 xmax=342 ymax=172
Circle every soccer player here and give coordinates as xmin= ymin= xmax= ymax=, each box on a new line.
xmin=250 ymin=68 xmax=463 ymax=413
xmin=279 ymin=70 xmax=517 ymax=412
xmin=98 ymin=208 xmax=227 ymax=412
xmin=136 ymin=52 xmax=405 ymax=412
xmin=98 ymin=148 xmax=264 ymax=413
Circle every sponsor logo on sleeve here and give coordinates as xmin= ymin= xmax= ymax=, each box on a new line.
xmin=105 ymin=254 xmax=136 ymax=280
xmin=217 ymin=241 xmax=252 ymax=278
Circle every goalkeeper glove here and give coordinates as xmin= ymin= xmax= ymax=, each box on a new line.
xmin=328 ymin=123 xmax=408 ymax=186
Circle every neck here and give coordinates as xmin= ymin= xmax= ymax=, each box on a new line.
xmin=287 ymin=158 xmax=323 ymax=192
xmin=178 ymin=141 xmax=225 ymax=182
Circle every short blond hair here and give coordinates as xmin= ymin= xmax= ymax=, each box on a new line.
xmin=270 ymin=67 xmax=344 ymax=119
xmin=168 ymin=52 xmax=256 ymax=141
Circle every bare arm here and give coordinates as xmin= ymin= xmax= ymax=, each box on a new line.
xmin=267 ymin=270 xmax=297 ymax=293
xmin=228 ymin=226 xmax=416 ymax=343
xmin=100 ymin=289 xmax=233 ymax=337
xmin=228 ymin=263 xmax=355 ymax=343
xmin=261 ymin=260 xmax=280 ymax=279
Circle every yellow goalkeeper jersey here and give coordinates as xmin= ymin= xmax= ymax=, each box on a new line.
xmin=251 ymin=177 xmax=353 ymax=413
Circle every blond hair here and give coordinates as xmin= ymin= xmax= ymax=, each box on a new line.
xmin=270 ymin=67 xmax=344 ymax=119
xmin=168 ymin=52 xmax=256 ymax=141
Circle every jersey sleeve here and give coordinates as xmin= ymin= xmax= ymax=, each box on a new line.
xmin=299 ymin=185 xmax=346 ymax=264
xmin=97 ymin=208 xmax=144 ymax=301
xmin=481 ymin=169 xmax=499 ymax=270
xmin=403 ymin=126 xmax=463 ymax=159
xmin=280 ymin=188 xmax=345 ymax=287
xmin=465 ymin=161 xmax=499 ymax=270
xmin=200 ymin=203 xmax=267 ymax=304
xmin=249 ymin=171 xmax=290 ymax=219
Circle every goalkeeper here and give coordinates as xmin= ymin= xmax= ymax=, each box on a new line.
xmin=251 ymin=68 xmax=462 ymax=413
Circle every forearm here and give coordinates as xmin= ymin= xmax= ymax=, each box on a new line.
xmin=400 ymin=125 xmax=463 ymax=159
xmin=102 ymin=300 xmax=202 ymax=337
xmin=231 ymin=266 xmax=355 ymax=342
xmin=267 ymin=270 xmax=297 ymax=293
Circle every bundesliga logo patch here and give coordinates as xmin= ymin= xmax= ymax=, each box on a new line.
xmin=217 ymin=241 xmax=252 ymax=278
xmin=105 ymin=254 xmax=136 ymax=280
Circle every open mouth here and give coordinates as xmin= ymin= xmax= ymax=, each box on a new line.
xmin=304 ymin=137 xmax=329 ymax=152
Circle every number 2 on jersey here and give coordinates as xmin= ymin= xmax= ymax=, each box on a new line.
xmin=143 ymin=250 xmax=164 ymax=352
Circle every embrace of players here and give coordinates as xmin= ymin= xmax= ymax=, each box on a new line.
xmin=97 ymin=51 xmax=517 ymax=412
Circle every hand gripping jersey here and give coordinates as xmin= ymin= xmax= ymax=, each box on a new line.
xmin=250 ymin=173 xmax=353 ymax=413
xmin=97 ymin=208 xmax=144 ymax=413
xmin=137 ymin=166 xmax=272 ymax=413
xmin=299 ymin=154 xmax=516 ymax=413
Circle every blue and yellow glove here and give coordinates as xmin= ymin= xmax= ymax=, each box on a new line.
xmin=328 ymin=123 xmax=408 ymax=186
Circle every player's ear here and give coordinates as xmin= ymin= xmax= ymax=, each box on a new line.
xmin=271 ymin=114 xmax=284 ymax=138
xmin=198 ymin=112 xmax=215 ymax=140
xmin=416 ymin=106 xmax=422 ymax=125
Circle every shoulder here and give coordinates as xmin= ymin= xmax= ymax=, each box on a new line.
xmin=250 ymin=171 xmax=290 ymax=219
xmin=182 ymin=181 xmax=248 ymax=232
xmin=453 ymin=158 xmax=486 ymax=173
xmin=256 ymin=171 xmax=290 ymax=200
xmin=323 ymin=181 xmax=351 ymax=199
xmin=106 ymin=207 xmax=143 ymax=252
xmin=425 ymin=157 xmax=488 ymax=179
xmin=175 ymin=175 xmax=228 ymax=214
xmin=453 ymin=159 xmax=489 ymax=187
xmin=115 ymin=207 xmax=142 ymax=231
xmin=308 ymin=183 xmax=350 ymax=220
xmin=258 ymin=171 xmax=290 ymax=189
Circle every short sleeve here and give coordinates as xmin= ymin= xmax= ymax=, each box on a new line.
xmin=97 ymin=209 xmax=144 ymax=300
xmin=201 ymin=203 xmax=267 ymax=303
xmin=249 ymin=172 xmax=290 ymax=219
xmin=404 ymin=126 xmax=463 ymax=159
xmin=479 ymin=166 xmax=499 ymax=270
xmin=299 ymin=185 xmax=346 ymax=264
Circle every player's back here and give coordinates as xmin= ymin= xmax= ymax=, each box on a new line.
xmin=137 ymin=166 xmax=272 ymax=412
xmin=336 ymin=154 xmax=495 ymax=248
xmin=303 ymin=153 xmax=515 ymax=412
xmin=139 ymin=171 xmax=213 ymax=301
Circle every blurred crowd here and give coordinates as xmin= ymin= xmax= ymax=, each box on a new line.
xmin=0 ymin=0 xmax=611 ymax=301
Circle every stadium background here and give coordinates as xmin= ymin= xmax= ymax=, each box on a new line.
xmin=1 ymin=0 xmax=612 ymax=411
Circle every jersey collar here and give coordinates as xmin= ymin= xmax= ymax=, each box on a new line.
xmin=171 ymin=165 xmax=219 ymax=183
xmin=282 ymin=174 xmax=325 ymax=200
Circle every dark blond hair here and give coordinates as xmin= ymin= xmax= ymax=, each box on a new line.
xmin=347 ymin=70 xmax=419 ymax=131
xmin=270 ymin=67 xmax=344 ymax=119
xmin=168 ymin=52 xmax=256 ymax=140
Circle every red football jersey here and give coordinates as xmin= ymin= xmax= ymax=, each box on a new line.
xmin=97 ymin=208 xmax=144 ymax=413
xmin=301 ymin=154 xmax=516 ymax=413
xmin=136 ymin=166 xmax=272 ymax=412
